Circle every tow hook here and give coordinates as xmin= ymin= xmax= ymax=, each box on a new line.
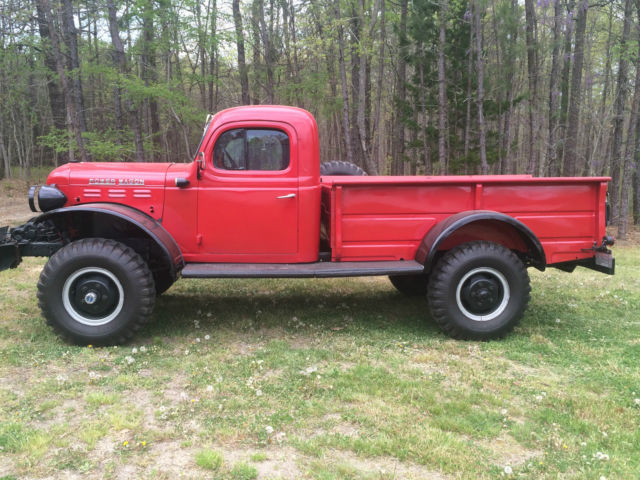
xmin=583 ymin=236 xmax=615 ymax=254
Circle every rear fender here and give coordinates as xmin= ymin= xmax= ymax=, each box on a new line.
xmin=35 ymin=203 xmax=184 ymax=289
xmin=416 ymin=211 xmax=546 ymax=272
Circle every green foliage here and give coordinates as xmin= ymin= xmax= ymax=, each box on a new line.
xmin=195 ymin=449 xmax=224 ymax=470
xmin=229 ymin=462 xmax=258 ymax=480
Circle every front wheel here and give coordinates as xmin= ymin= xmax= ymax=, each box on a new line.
xmin=37 ymin=238 xmax=156 ymax=345
xmin=427 ymin=241 xmax=530 ymax=340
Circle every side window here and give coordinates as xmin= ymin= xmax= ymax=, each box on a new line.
xmin=213 ymin=128 xmax=289 ymax=171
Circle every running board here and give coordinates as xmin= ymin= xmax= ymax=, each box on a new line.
xmin=180 ymin=260 xmax=424 ymax=279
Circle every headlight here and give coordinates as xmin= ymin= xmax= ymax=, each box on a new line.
xmin=29 ymin=185 xmax=67 ymax=212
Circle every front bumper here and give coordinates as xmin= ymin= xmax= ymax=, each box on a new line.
xmin=0 ymin=221 xmax=64 ymax=273
xmin=0 ymin=226 xmax=20 ymax=271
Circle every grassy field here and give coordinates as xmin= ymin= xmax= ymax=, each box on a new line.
xmin=0 ymin=242 xmax=639 ymax=479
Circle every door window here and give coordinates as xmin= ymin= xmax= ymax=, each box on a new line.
xmin=213 ymin=128 xmax=289 ymax=171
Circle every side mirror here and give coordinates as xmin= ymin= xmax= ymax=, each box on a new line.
xmin=196 ymin=152 xmax=205 ymax=179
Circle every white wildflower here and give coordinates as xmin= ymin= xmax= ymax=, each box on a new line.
xmin=535 ymin=395 xmax=543 ymax=401
xmin=634 ymin=398 xmax=640 ymax=406
xmin=205 ymin=335 xmax=211 ymax=340
xmin=274 ymin=431 xmax=286 ymax=443
xmin=88 ymin=371 xmax=100 ymax=380
xmin=580 ymin=442 xmax=587 ymax=446
xmin=300 ymin=365 xmax=318 ymax=376
xmin=125 ymin=356 xmax=135 ymax=365
xmin=265 ymin=425 xmax=274 ymax=435
xmin=594 ymin=451 xmax=609 ymax=461
xmin=206 ymin=385 xmax=214 ymax=392
xmin=500 ymin=409 xmax=508 ymax=415
xmin=504 ymin=465 xmax=513 ymax=475
xmin=56 ymin=374 xmax=67 ymax=384
xmin=131 ymin=347 xmax=138 ymax=354
xmin=256 ymin=389 xmax=263 ymax=397
xmin=139 ymin=346 xmax=147 ymax=353
xmin=184 ymin=349 xmax=190 ymax=355
xmin=196 ymin=337 xmax=201 ymax=343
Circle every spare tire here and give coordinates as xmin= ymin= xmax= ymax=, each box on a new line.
xmin=320 ymin=161 xmax=367 ymax=176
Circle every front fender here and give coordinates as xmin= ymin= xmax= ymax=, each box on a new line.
xmin=36 ymin=203 xmax=184 ymax=281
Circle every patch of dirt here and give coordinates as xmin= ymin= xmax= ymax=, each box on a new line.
xmin=219 ymin=445 xmax=302 ymax=479
xmin=326 ymin=449 xmax=450 ymax=479
xmin=161 ymin=373 xmax=191 ymax=404
xmin=314 ymin=413 xmax=360 ymax=438
xmin=481 ymin=432 xmax=541 ymax=468
xmin=0 ymin=179 xmax=32 ymax=226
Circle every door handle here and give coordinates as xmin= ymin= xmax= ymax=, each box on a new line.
xmin=276 ymin=193 xmax=296 ymax=199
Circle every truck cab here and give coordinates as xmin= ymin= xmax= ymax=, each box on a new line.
xmin=163 ymin=105 xmax=322 ymax=263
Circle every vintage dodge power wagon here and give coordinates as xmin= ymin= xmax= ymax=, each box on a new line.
xmin=0 ymin=106 xmax=615 ymax=344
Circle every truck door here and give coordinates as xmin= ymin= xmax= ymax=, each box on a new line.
xmin=197 ymin=126 xmax=299 ymax=259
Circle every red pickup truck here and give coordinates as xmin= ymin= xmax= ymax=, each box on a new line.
xmin=0 ymin=106 xmax=614 ymax=344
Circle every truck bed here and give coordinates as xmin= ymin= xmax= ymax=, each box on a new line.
xmin=320 ymin=175 xmax=610 ymax=266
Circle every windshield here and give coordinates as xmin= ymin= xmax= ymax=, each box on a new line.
xmin=192 ymin=114 xmax=214 ymax=161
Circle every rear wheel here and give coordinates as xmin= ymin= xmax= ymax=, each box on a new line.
xmin=389 ymin=274 xmax=429 ymax=296
xmin=427 ymin=241 xmax=530 ymax=340
xmin=37 ymin=238 xmax=156 ymax=345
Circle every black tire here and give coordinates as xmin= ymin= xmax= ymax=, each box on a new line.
xmin=427 ymin=241 xmax=530 ymax=340
xmin=37 ymin=238 xmax=156 ymax=345
xmin=389 ymin=274 xmax=429 ymax=296
xmin=155 ymin=276 xmax=174 ymax=296
xmin=320 ymin=161 xmax=367 ymax=176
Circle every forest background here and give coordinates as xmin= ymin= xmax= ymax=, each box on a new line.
xmin=0 ymin=0 xmax=639 ymax=237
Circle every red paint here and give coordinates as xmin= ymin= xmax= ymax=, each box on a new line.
xmin=44 ymin=106 xmax=610 ymax=268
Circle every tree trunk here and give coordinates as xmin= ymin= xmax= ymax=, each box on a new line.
xmin=357 ymin=0 xmax=378 ymax=175
xmin=390 ymin=0 xmax=408 ymax=174
xmin=437 ymin=0 xmax=448 ymax=173
xmin=34 ymin=0 xmax=66 ymax=133
xmin=594 ymin=3 xmax=614 ymax=175
xmin=38 ymin=0 xmax=88 ymax=162
xmin=546 ymin=0 xmax=563 ymax=176
xmin=61 ymin=0 xmax=88 ymax=137
xmin=474 ymin=0 xmax=488 ymax=174
xmin=618 ymin=23 xmax=640 ymax=239
xmin=556 ymin=0 xmax=575 ymax=170
xmin=106 ymin=0 xmax=145 ymax=162
xmin=257 ymin=0 xmax=275 ymax=103
xmin=609 ymin=0 xmax=633 ymax=223
xmin=371 ymin=0 xmax=385 ymax=174
xmin=562 ymin=0 xmax=587 ymax=177
xmin=335 ymin=1 xmax=354 ymax=166
xmin=524 ymin=0 xmax=538 ymax=175
xmin=232 ymin=0 xmax=250 ymax=104
xmin=144 ymin=0 xmax=161 ymax=160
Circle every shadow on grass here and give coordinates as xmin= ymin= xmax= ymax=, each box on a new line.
xmin=149 ymin=278 xmax=440 ymax=340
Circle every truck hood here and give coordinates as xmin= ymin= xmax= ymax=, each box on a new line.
xmin=46 ymin=162 xmax=174 ymax=221
xmin=63 ymin=162 xmax=173 ymax=187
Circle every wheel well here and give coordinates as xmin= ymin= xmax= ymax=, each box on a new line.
xmin=418 ymin=214 xmax=546 ymax=273
xmin=38 ymin=210 xmax=177 ymax=293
